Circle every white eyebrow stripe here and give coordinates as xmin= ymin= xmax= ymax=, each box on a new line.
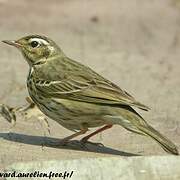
xmin=30 ymin=38 xmax=49 ymax=45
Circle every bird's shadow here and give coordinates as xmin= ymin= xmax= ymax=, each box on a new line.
xmin=0 ymin=132 xmax=139 ymax=156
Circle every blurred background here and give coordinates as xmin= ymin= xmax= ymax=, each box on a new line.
xmin=0 ymin=0 xmax=180 ymax=167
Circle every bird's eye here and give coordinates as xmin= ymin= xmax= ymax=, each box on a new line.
xmin=30 ymin=41 xmax=39 ymax=48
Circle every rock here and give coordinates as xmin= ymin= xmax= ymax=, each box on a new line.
xmin=4 ymin=156 xmax=180 ymax=180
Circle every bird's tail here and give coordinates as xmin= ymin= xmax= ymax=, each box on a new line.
xmin=138 ymin=124 xmax=179 ymax=155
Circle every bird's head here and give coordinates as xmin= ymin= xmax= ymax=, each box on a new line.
xmin=2 ymin=35 xmax=64 ymax=66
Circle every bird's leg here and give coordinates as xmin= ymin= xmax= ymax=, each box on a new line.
xmin=20 ymin=96 xmax=35 ymax=111
xmin=14 ymin=97 xmax=35 ymax=114
xmin=26 ymin=96 xmax=35 ymax=106
xmin=49 ymin=128 xmax=88 ymax=146
xmin=80 ymin=124 xmax=113 ymax=145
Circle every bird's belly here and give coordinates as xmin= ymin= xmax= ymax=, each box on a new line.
xmin=27 ymin=89 xmax=106 ymax=130
xmin=41 ymin=99 xmax=106 ymax=131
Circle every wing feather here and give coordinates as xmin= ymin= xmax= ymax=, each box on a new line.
xmin=32 ymin=57 xmax=149 ymax=111
xmin=34 ymin=77 xmax=149 ymax=111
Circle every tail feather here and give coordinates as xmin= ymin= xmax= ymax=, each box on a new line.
xmin=138 ymin=125 xmax=179 ymax=155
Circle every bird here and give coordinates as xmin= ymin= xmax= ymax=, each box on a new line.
xmin=2 ymin=34 xmax=179 ymax=155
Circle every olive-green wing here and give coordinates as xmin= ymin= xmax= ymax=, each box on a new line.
xmin=34 ymin=74 xmax=149 ymax=111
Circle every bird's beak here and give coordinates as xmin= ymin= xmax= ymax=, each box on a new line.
xmin=2 ymin=40 xmax=22 ymax=48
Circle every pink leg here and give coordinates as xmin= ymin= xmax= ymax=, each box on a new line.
xmin=81 ymin=124 xmax=113 ymax=142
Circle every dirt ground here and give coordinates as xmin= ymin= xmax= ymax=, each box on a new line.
xmin=0 ymin=0 xmax=180 ymax=170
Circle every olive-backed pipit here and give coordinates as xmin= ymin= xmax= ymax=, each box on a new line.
xmin=2 ymin=35 xmax=179 ymax=155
